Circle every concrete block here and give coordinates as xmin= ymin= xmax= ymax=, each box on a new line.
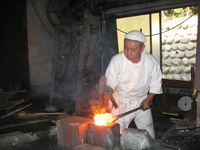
xmin=88 ymin=122 xmax=120 ymax=150
xmin=86 ymin=130 xmax=94 ymax=145
xmin=73 ymin=143 xmax=106 ymax=150
xmin=120 ymin=128 xmax=152 ymax=150
xmin=57 ymin=116 xmax=94 ymax=149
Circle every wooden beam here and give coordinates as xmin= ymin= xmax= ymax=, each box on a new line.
xmin=105 ymin=0 xmax=198 ymax=17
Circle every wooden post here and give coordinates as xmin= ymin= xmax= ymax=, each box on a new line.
xmin=50 ymin=24 xmax=60 ymax=105
xmin=196 ymin=92 xmax=200 ymax=127
xmin=195 ymin=0 xmax=200 ymax=127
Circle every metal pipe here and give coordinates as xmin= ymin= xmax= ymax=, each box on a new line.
xmin=113 ymin=105 xmax=144 ymax=122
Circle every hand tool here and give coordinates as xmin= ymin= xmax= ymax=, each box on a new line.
xmin=98 ymin=76 xmax=118 ymax=109
xmin=113 ymin=105 xmax=144 ymax=122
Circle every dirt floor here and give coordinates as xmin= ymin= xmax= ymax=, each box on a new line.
xmin=3 ymin=135 xmax=68 ymax=150
xmin=0 ymin=96 xmax=199 ymax=150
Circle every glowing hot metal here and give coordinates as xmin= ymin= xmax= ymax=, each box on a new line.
xmin=94 ymin=113 xmax=115 ymax=125
xmin=94 ymin=105 xmax=144 ymax=125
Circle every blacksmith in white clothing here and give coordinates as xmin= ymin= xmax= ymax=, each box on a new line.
xmin=104 ymin=30 xmax=163 ymax=138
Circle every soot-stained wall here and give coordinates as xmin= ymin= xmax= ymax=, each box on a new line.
xmin=0 ymin=0 xmax=30 ymax=91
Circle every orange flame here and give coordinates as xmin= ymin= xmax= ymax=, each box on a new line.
xmin=94 ymin=113 xmax=115 ymax=125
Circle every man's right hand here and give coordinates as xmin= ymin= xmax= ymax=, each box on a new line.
xmin=104 ymin=86 xmax=113 ymax=106
xmin=104 ymin=86 xmax=119 ymax=109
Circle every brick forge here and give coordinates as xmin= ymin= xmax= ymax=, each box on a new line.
xmin=57 ymin=115 xmax=120 ymax=150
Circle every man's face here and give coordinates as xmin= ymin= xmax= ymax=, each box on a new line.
xmin=124 ymin=39 xmax=144 ymax=63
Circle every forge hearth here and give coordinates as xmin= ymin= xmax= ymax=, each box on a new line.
xmin=57 ymin=115 xmax=120 ymax=150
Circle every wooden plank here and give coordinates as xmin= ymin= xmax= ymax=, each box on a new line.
xmin=162 ymin=79 xmax=192 ymax=106
xmin=162 ymin=79 xmax=191 ymax=88
xmin=0 ymin=103 xmax=32 ymax=119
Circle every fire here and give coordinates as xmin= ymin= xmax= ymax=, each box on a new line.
xmin=94 ymin=113 xmax=115 ymax=125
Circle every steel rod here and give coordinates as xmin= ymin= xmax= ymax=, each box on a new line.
xmin=113 ymin=105 xmax=143 ymax=121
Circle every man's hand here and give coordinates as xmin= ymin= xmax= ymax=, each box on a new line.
xmin=140 ymin=93 xmax=155 ymax=111
xmin=105 ymin=86 xmax=113 ymax=97
xmin=104 ymin=86 xmax=114 ymax=106
xmin=140 ymin=99 xmax=152 ymax=111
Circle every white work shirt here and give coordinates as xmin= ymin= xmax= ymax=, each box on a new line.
xmin=105 ymin=50 xmax=163 ymax=104
xmin=105 ymin=49 xmax=162 ymax=138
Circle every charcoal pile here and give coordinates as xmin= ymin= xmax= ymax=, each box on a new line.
xmin=163 ymin=132 xmax=200 ymax=150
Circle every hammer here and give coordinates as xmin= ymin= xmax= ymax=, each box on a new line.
xmin=98 ymin=76 xmax=119 ymax=109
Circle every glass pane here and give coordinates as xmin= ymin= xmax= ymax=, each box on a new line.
xmin=116 ymin=15 xmax=150 ymax=53
xmin=161 ymin=6 xmax=198 ymax=81
xmin=151 ymin=13 xmax=160 ymax=65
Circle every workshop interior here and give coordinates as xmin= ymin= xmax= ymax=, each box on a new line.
xmin=0 ymin=0 xmax=200 ymax=149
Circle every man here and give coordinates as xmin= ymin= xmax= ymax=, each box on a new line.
xmin=105 ymin=30 xmax=162 ymax=138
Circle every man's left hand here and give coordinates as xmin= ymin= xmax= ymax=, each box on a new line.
xmin=140 ymin=93 xmax=156 ymax=111
xmin=140 ymin=99 xmax=151 ymax=111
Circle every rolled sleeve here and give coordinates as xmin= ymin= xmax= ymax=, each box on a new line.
xmin=105 ymin=56 xmax=120 ymax=90
xmin=149 ymin=59 xmax=163 ymax=94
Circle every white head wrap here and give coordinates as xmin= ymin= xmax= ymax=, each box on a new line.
xmin=124 ymin=30 xmax=146 ymax=43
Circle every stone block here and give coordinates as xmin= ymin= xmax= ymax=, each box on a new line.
xmin=186 ymin=43 xmax=195 ymax=50
xmin=170 ymin=51 xmax=176 ymax=58
xmin=163 ymin=66 xmax=170 ymax=74
xmin=86 ymin=130 xmax=94 ymax=145
xmin=174 ymin=37 xmax=181 ymax=43
xmin=190 ymin=36 xmax=197 ymax=42
xmin=182 ymin=58 xmax=189 ymax=66
xmin=57 ymin=116 xmax=94 ymax=149
xmin=169 ymin=67 xmax=176 ymax=73
xmin=166 ymin=74 xmax=173 ymax=79
xmin=176 ymin=66 xmax=184 ymax=74
xmin=177 ymin=51 xmax=185 ymax=58
xmin=189 ymin=58 xmax=196 ymax=65
xmin=165 ymin=45 xmax=171 ymax=51
xmin=120 ymin=128 xmax=152 ymax=150
xmin=171 ymin=44 xmax=178 ymax=50
xmin=163 ymin=52 xmax=169 ymax=60
xmin=162 ymin=45 xmax=165 ymax=51
xmin=163 ymin=58 xmax=172 ymax=66
xmin=184 ymin=67 xmax=191 ymax=73
xmin=162 ymin=38 xmax=166 ymax=45
xmin=186 ymin=51 xmax=196 ymax=58
xmin=173 ymin=74 xmax=180 ymax=80
xmin=166 ymin=38 xmax=174 ymax=44
xmin=88 ymin=122 xmax=120 ymax=150
xmin=181 ymin=37 xmax=190 ymax=44
xmin=178 ymin=43 xmax=186 ymax=51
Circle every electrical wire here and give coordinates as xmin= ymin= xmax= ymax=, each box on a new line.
xmin=117 ymin=9 xmax=198 ymax=37
xmin=30 ymin=0 xmax=54 ymax=39
xmin=117 ymin=28 xmax=127 ymax=34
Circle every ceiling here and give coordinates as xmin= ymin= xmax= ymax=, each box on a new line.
xmin=105 ymin=0 xmax=160 ymax=8
xmin=104 ymin=0 xmax=198 ymax=17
